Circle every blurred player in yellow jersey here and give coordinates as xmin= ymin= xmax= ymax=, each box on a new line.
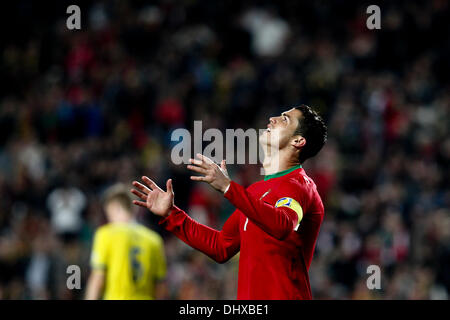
xmin=85 ymin=184 xmax=167 ymax=300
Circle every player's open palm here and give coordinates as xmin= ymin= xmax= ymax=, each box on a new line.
xmin=187 ymin=154 xmax=231 ymax=193
xmin=131 ymin=176 xmax=174 ymax=217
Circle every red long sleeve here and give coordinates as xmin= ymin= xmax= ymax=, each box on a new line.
xmin=158 ymin=206 xmax=240 ymax=263
xmin=157 ymin=166 xmax=325 ymax=300
xmin=224 ymin=181 xmax=299 ymax=240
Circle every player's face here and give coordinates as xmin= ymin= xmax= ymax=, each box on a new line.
xmin=104 ymin=201 xmax=131 ymax=223
xmin=259 ymin=108 xmax=302 ymax=149
xmin=104 ymin=202 xmax=117 ymax=222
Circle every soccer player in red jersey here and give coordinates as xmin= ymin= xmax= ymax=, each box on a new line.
xmin=131 ymin=105 xmax=327 ymax=299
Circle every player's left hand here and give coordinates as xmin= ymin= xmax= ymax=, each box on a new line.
xmin=187 ymin=154 xmax=231 ymax=194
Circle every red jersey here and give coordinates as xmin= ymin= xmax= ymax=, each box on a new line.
xmin=159 ymin=164 xmax=324 ymax=299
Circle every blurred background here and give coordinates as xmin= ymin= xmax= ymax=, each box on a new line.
xmin=0 ymin=0 xmax=449 ymax=299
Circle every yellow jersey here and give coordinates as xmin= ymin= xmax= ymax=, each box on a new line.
xmin=90 ymin=222 xmax=166 ymax=300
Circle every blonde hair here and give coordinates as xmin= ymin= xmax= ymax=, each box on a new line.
xmin=102 ymin=183 xmax=133 ymax=212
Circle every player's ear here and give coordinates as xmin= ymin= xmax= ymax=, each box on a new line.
xmin=291 ymin=135 xmax=306 ymax=150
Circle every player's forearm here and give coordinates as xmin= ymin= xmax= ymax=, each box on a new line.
xmin=224 ymin=181 xmax=297 ymax=240
xmin=159 ymin=206 xmax=237 ymax=263
xmin=85 ymin=271 xmax=105 ymax=300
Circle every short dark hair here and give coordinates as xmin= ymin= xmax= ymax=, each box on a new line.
xmin=294 ymin=105 xmax=327 ymax=163
xmin=103 ymin=183 xmax=133 ymax=212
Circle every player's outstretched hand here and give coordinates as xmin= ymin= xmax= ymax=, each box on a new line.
xmin=131 ymin=176 xmax=174 ymax=217
xmin=187 ymin=153 xmax=231 ymax=193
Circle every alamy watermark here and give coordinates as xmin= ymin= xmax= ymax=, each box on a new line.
xmin=66 ymin=265 xmax=81 ymax=290
xmin=366 ymin=265 xmax=381 ymax=290
xmin=366 ymin=5 xmax=381 ymax=30
xmin=170 ymin=121 xmax=279 ymax=175
xmin=66 ymin=5 xmax=81 ymax=30
xmin=65 ymin=5 xmax=380 ymax=31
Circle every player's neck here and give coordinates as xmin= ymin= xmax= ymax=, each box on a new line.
xmin=262 ymin=149 xmax=301 ymax=175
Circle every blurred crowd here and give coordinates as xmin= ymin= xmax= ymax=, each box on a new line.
xmin=0 ymin=0 xmax=449 ymax=299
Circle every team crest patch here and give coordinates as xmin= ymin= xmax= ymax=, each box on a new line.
xmin=275 ymin=197 xmax=303 ymax=228
xmin=275 ymin=197 xmax=293 ymax=208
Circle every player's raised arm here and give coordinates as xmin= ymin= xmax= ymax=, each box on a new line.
xmin=188 ymin=154 xmax=299 ymax=240
xmin=131 ymin=176 xmax=174 ymax=217
xmin=131 ymin=176 xmax=240 ymax=263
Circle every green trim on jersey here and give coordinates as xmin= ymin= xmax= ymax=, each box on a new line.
xmin=264 ymin=164 xmax=302 ymax=181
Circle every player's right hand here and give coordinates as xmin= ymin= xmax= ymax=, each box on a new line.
xmin=131 ymin=176 xmax=174 ymax=218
